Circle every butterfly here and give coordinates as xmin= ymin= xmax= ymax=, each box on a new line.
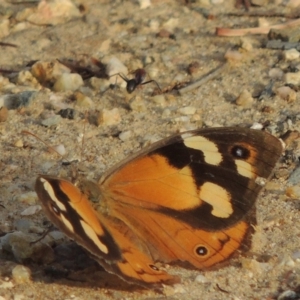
xmin=35 ymin=127 xmax=283 ymax=288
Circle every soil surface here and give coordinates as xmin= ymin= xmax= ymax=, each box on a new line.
xmin=1 ymin=0 xmax=300 ymax=299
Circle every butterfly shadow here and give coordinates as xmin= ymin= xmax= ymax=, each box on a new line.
xmin=34 ymin=241 xmax=146 ymax=292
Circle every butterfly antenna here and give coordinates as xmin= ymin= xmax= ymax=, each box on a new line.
xmin=22 ymin=130 xmax=63 ymax=158
xmin=80 ymin=113 xmax=87 ymax=163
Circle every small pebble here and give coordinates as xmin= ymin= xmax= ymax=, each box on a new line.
xmin=129 ymin=96 xmax=147 ymax=112
xmin=89 ymin=77 xmax=110 ymax=92
xmin=12 ymin=265 xmax=31 ymax=284
xmin=283 ymin=48 xmax=300 ymax=61
xmin=258 ymin=17 xmax=270 ymax=27
xmin=195 ymin=274 xmax=209 ymax=283
xmin=277 ymin=290 xmax=298 ymax=300
xmin=240 ymin=38 xmax=253 ymax=52
xmin=278 ymin=254 xmax=295 ymax=267
xmin=0 ymin=19 xmax=10 ymax=39
xmin=151 ymin=94 xmax=166 ymax=107
xmin=31 ymin=60 xmax=70 ymax=83
xmin=286 ymin=0 xmax=300 ymax=7
xmin=250 ymin=122 xmax=264 ymax=130
xmin=14 ymin=219 xmax=30 ymax=233
xmin=162 ymin=18 xmax=178 ymax=31
xmin=288 ymin=165 xmax=300 ymax=185
xmin=73 ymin=91 xmax=94 ymax=107
xmin=236 ymin=89 xmax=254 ymax=108
xmin=119 ymin=130 xmax=132 ymax=141
xmin=269 ymin=68 xmax=284 ymax=80
xmin=276 ymin=86 xmax=296 ymax=102
xmin=162 ymin=108 xmax=171 ymax=118
xmin=58 ymin=108 xmax=77 ymax=120
xmin=20 ymin=205 xmax=42 ymax=216
xmin=53 ymin=144 xmax=66 ymax=156
xmin=0 ymin=280 xmax=14 ymax=289
xmin=16 ymin=191 xmax=37 ymax=205
xmin=139 ymin=0 xmax=151 ymax=9
xmin=26 ymin=0 xmax=81 ymax=25
xmin=1 ymin=232 xmax=33 ymax=262
xmin=17 ymin=70 xmax=40 ymax=88
xmin=286 ymin=186 xmax=300 ymax=198
xmin=187 ymin=61 xmax=201 ymax=75
xmin=178 ymin=106 xmax=196 ymax=115
xmin=53 ymin=73 xmax=84 ymax=92
xmin=224 ymin=49 xmax=244 ymax=62
xmin=174 ymin=116 xmax=190 ymax=123
xmin=48 ymin=231 xmax=66 ymax=242
xmin=157 ymin=29 xmax=175 ymax=39
xmin=284 ymin=72 xmax=300 ymax=85
xmin=14 ymin=139 xmax=23 ymax=148
xmin=97 ymin=108 xmax=121 ymax=126
xmin=0 ymin=91 xmax=36 ymax=110
xmin=106 ymin=57 xmax=128 ymax=86
xmin=41 ymin=115 xmax=62 ymax=127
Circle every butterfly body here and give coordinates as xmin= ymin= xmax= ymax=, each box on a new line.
xmin=35 ymin=127 xmax=283 ymax=287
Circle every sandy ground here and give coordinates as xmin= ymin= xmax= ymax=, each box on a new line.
xmin=1 ymin=0 xmax=300 ymax=299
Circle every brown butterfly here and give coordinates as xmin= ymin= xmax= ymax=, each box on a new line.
xmin=35 ymin=127 xmax=283 ymax=288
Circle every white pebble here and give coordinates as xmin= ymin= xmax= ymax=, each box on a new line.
xmin=20 ymin=205 xmax=42 ymax=216
xmin=178 ymin=106 xmax=196 ymax=115
xmin=119 ymin=130 xmax=132 ymax=141
xmin=106 ymin=57 xmax=128 ymax=86
xmin=53 ymin=144 xmax=66 ymax=156
xmin=195 ymin=274 xmax=209 ymax=283
xmin=250 ymin=122 xmax=264 ymax=130
xmin=283 ymin=48 xmax=300 ymax=61
xmin=53 ymin=73 xmax=84 ymax=92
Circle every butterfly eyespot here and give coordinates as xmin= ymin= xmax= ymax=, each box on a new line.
xmin=195 ymin=245 xmax=209 ymax=257
xmin=149 ymin=264 xmax=160 ymax=271
xmin=50 ymin=203 xmax=60 ymax=215
xmin=231 ymin=145 xmax=250 ymax=159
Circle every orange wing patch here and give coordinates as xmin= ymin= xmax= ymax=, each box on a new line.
xmin=102 ymin=154 xmax=201 ymax=211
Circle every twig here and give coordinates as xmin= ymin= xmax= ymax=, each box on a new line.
xmin=22 ymin=130 xmax=63 ymax=157
xmin=227 ymin=9 xmax=300 ymax=19
xmin=216 ymin=18 xmax=300 ymax=37
xmin=0 ymin=42 xmax=18 ymax=48
xmin=179 ymin=63 xmax=228 ymax=95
